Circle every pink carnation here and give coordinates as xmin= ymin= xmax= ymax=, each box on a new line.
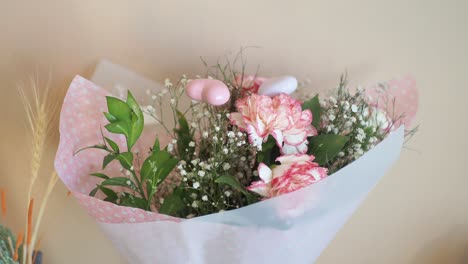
xmin=247 ymin=154 xmax=328 ymax=198
xmin=229 ymin=93 xmax=317 ymax=154
xmin=234 ymin=74 xmax=266 ymax=94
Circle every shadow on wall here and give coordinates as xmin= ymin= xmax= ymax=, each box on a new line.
xmin=413 ymin=225 xmax=468 ymax=264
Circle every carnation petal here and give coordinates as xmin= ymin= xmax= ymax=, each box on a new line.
xmin=258 ymin=163 xmax=273 ymax=183
xmin=247 ymin=181 xmax=270 ymax=197
xmin=276 ymin=154 xmax=312 ymax=164
xmin=229 ymin=112 xmax=247 ymax=130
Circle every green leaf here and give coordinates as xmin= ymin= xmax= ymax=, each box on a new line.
xmin=257 ymin=136 xmax=279 ymax=166
xmin=215 ymin=175 xmax=245 ymax=193
xmin=89 ymin=187 xmax=99 ymax=197
xmin=174 ymin=110 xmax=192 ymax=159
xmin=89 ymin=173 xmax=110 ymax=180
xmin=106 ymin=96 xmax=132 ymax=122
xmin=141 ymin=151 xmax=178 ymax=186
xmin=152 ymin=137 xmax=160 ymax=152
xmin=308 ymin=134 xmax=349 ymax=166
xmin=105 ymin=137 xmax=120 ymax=153
xmin=74 ymin=144 xmax=108 ymax=156
xmin=126 ymin=91 xmax=144 ymax=150
xmin=215 ymin=175 xmax=257 ymax=203
xmin=103 ymin=153 xmax=118 ymax=169
xmin=99 ymin=186 xmax=118 ymax=203
xmin=302 ymin=95 xmax=322 ymax=128
xmin=116 ymin=152 xmax=134 ymax=170
xmin=105 ymin=121 xmax=130 ymax=137
xmin=103 ymin=112 xmax=117 ymax=122
xmin=119 ymin=193 xmax=147 ymax=210
xmin=101 ymin=177 xmax=137 ymax=190
xmin=159 ymin=189 xmax=185 ymax=216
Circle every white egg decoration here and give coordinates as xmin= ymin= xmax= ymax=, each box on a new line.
xmin=258 ymin=75 xmax=298 ymax=96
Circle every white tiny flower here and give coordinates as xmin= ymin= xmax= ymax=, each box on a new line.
xmin=329 ymin=96 xmax=337 ymax=104
xmin=172 ymin=139 xmax=178 ymax=144
xmin=240 ymin=157 xmax=246 ymax=162
xmin=237 ymin=132 xmax=243 ymax=137
xmin=191 ymin=159 xmax=199 ymax=166
xmin=167 ymin=143 xmax=174 ymax=152
xmin=164 ymin=79 xmax=172 ymax=87
xmin=215 ymin=126 xmax=220 ymax=132
xmin=202 ymin=195 xmax=208 ymax=201
xmin=351 ymin=104 xmax=358 ymax=113
xmin=180 ymin=169 xmax=187 ymax=176
xmin=333 ymin=128 xmax=339 ymax=134
xmin=224 ymin=191 xmax=231 ymax=197
xmin=223 ymin=163 xmax=231 ymax=171
xmin=213 ymin=136 xmax=218 ymax=142
xmin=130 ymin=166 xmax=134 ymax=170
xmin=126 ymin=180 xmax=131 ymax=185
xmin=223 ymin=148 xmax=229 ymax=154
xmin=328 ymin=114 xmax=336 ymax=121
xmin=343 ymin=101 xmax=350 ymax=110
xmin=356 ymin=133 xmax=366 ymax=142
xmin=198 ymin=170 xmax=206 ymax=177
xmin=363 ymin=107 xmax=369 ymax=117
xmin=338 ymin=152 xmax=345 ymax=157
xmin=320 ymin=99 xmax=327 ymax=107
xmin=151 ymin=95 xmax=157 ymax=100
xmin=189 ymin=141 xmax=195 ymax=147
xmin=191 ymin=122 xmax=198 ymax=128
xmin=159 ymin=198 xmax=164 ymax=204
xmin=202 ymin=131 xmax=209 ymax=138
xmin=146 ymin=105 xmax=155 ymax=113
xmin=253 ymin=170 xmax=259 ymax=176
xmin=170 ymin=98 xmax=176 ymax=105
xmin=350 ymin=117 xmax=357 ymax=123
xmin=191 ymin=201 xmax=198 ymax=208
xmin=193 ymin=182 xmax=200 ymax=189
xmin=204 ymin=110 xmax=211 ymax=117
xmin=227 ymin=131 xmax=235 ymax=138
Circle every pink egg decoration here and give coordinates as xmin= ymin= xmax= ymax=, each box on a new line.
xmin=186 ymin=79 xmax=230 ymax=106
xmin=185 ymin=79 xmax=206 ymax=101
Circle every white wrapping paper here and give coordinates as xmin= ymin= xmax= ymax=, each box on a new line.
xmin=98 ymin=127 xmax=403 ymax=264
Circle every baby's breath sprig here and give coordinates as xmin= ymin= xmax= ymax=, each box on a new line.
xmin=315 ymin=75 xmax=396 ymax=172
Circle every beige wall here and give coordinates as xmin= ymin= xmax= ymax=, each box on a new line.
xmin=1 ymin=0 xmax=467 ymax=263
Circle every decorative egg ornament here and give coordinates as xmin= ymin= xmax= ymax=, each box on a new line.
xmin=258 ymin=75 xmax=298 ymax=96
xmin=186 ymin=79 xmax=230 ymax=106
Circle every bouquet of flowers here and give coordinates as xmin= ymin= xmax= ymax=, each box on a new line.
xmin=55 ymin=56 xmax=418 ymax=264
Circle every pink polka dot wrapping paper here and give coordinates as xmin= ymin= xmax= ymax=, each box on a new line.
xmin=55 ymin=76 xmax=183 ymax=224
xmin=55 ymin=75 xmax=417 ymax=264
